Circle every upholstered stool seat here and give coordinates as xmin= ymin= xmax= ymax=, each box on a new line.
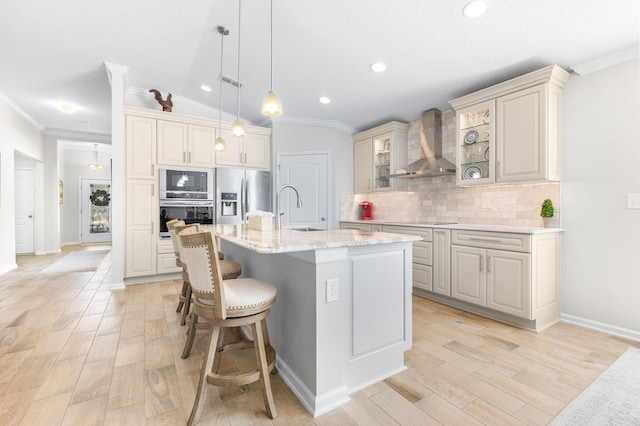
xmin=179 ymin=229 xmax=278 ymax=424
xmin=167 ymin=221 xmax=242 ymax=326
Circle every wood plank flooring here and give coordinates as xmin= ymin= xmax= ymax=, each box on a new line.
xmin=1 ymin=244 xmax=638 ymax=425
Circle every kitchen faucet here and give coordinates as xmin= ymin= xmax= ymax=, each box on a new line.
xmin=276 ymin=185 xmax=303 ymax=229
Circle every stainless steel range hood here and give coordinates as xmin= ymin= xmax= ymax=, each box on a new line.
xmin=389 ymin=108 xmax=456 ymax=179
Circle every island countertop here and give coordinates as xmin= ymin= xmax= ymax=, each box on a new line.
xmin=207 ymin=224 xmax=421 ymax=254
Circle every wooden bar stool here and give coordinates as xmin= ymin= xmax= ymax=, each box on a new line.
xmin=179 ymin=229 xmax=277 ymax=424
xmin=168 ymin=222 xmax=242 ymax=326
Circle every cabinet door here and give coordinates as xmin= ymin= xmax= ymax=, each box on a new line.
xmin=496 ymin=84 xmax=546 ymax=183
xmin=354 ymin=139 xmax=373 ymax=193
xmin=157 ymin=120 xmax=188 ymax=166
xmin=413 ymin=263 xmax=433 ymax=292
xmin=215 ymin=130 xmax=244 ymax=167
xmin=486 ymin=249 xmax=531 ymax=318
xmin=126 ymin=115 xmax=156 ymax=179
xmin=456 ymin=101 xmax=495 ymax=186
xmin=451 ymin=245 xmax=486 ymax=306
xmin=432 ymin=229 xmax=451 ymax=296
xmin=188 ymin=125 xmax=216 ymax=168
xmin=125 ymin=180 xmax=157 ymax=277
xmin=243 ymin=132 xmax=271 ymax=170
xmin=373 ymin=132 xmax=392 ymax=191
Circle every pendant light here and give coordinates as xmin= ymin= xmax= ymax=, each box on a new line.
xmin=261 ymin=0 xmax=283 ymax=117
xmin=88 ymin=144 xmax=103 ymax=171
xmin=214 ymin=26 xmax=229 ymax=152
xmin=230 ymin=0 xmax=247 ymax=137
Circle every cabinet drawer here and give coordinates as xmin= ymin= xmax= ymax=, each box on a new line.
xmin=413 ymin=241 xmax=433 ymax=266
xmin=157 ymin=253 xmax=181 ymax=274
xmin=371 ymin=224 xmax=383 ymax=232
xmin=382 ymin=225 xmax=432 ymax=242
xmin=340 ymin=223 xmax=372 ymax=231
xmin=413 ymin=264 xmax=432 ymax=292
xmin=157 ymin=239 xmax=175 ymax=254
xmin=452 ymin=230 xmax=530 ymax=253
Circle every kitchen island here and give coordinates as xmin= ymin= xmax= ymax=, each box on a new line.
xmin=207 ymin=224 xmax=420 ymax=417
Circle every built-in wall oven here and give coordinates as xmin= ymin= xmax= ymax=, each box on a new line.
xmin=159 ymin=169 xmax=214 ymax=238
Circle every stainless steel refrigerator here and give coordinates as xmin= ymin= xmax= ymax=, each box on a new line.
xmin=215 ymin=168 xmax=272 ymax=224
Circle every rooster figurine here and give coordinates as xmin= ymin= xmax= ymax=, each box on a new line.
xmin=149 ymin=89 xmax=173 ymax=112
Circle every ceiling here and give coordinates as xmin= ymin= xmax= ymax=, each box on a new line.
xmin=1 ymin=0 xmax=638 ymax=141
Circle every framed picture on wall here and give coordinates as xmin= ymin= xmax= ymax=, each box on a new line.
xmin=59 ymin=180 xmax=63 ymax=204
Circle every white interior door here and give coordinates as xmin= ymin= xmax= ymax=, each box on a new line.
xmin=15 ymin=169 xmax=35 ymax=254
xmin=277 ymin=151 xmax=329 ymax=229
xmin=81 ymin=179 xmax=112 ymax=243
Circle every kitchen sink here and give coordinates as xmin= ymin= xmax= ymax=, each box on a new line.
xmin=291 ymin=227 xmax=325 ymax=232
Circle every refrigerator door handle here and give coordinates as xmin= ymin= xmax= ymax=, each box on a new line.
xmin=241 ymin=178 xmax=247 ymax=222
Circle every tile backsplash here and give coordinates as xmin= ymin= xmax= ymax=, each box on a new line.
xmin=341 ymin=109 xmax=561 ymax=228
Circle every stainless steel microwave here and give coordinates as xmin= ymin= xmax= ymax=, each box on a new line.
xmin=159 ymin=169 xmax=214 ymax=200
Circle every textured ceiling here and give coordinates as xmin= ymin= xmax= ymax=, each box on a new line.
xmin=0 ymin=0 xmax=638 ymax=140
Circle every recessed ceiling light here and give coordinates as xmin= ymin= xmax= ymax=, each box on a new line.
xmin=319 ymin=97 xmax=331 ymax=104
xmin=57 ymin=103 xmax=76 ymax=114
xmin=370 ymin=62 xmax=386 ymax=73
xmin=463 ymin=0 xmax=488 ymax=18
xmin=200 ymin=85 xmax=212 ymax=92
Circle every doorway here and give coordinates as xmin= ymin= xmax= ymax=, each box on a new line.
xmin=80 ymin=179 xmax=112 ymax=243
xmin=15 ymin=169 xmax=35 ymax=254
xmin=276 ymin=151 xmax=330 ymax=229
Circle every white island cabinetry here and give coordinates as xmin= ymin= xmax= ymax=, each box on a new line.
xmin=212 ymin=225 xmax=418 ymax=417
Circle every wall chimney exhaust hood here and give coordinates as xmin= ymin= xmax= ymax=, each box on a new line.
xmin=390 ymin=108 xmax=456 ymax=179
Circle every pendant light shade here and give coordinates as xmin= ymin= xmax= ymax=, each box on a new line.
xmin=88 ymin=144 xmax=103 ymax=171
xmin=262 ymin=0 xmax=283 ymax=117
xmin=215 ymin=26 xmax=228 ymax=152
xmin=231 ymin=0 xmax=247 ymax=137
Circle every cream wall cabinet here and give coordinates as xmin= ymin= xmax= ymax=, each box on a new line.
xmin=352 ymin=122 xmax=408 ymax=193
xmin=215 ymin=129 xmax=271 ymax=170
xmin=450 ymin=65 xmax=570 ymax=186
xmin=126 ymin=115 xmax=156 ymax=180
xmin=156 ymin=121 xmax=216 ymax=168
xmin=124 ymin=106 xmax=272 ymax=281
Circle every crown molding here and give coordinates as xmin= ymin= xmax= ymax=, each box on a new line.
xmin=570 ymin=45 xmax=639 ymax=76
xmin=127 ymin=87 xmax=238 ymax=123
xmin=104 ymin=62 xmax=129 ymax=89
xmin=44 ymin=127 xmax=112 ymax=142
xmin=0 ymin=90 xmax=44 ymax=131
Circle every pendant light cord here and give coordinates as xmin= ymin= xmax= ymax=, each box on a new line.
xmin=236 ymin=0 xmax=242 ymax=119
xmin=269 ymin=0 xmax=273 ymax=91
xmin=218 ymin=26 xmax=226 ymax=127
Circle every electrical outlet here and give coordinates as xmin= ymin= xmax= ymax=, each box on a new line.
xmin=326 ymin=279 xmax=339 ymax=302
xmin=627 ymin=193 xmax=640 ymax=209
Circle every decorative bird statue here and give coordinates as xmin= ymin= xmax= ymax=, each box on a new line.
xmin=149 ymin=89 xmax=173 ymax=112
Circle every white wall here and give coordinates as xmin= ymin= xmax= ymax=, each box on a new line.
xmin=562 ymin=59 xmax=640 ymax=338
xmin=272 ymin=121 xmax=354 ymax=229
xmin=0 ymin=98 xmax=45 ymax=273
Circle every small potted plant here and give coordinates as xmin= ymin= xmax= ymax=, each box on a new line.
xmin=540 ymin=199 xmax=555 ymax=228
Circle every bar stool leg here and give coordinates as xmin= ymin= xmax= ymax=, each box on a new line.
xmin=253 ymin=320 xmax=277 ymax=419
xmin=181 ymin=312 xmax=199 ymax=359
xmin=180 ymin=283 xmax=192 ymax=326
xmin=188 ymin=324 xmax=221 ymax=426
xmin=176 ymin=280 xmax=188 ymax=313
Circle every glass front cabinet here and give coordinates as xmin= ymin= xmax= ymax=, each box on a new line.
xmin=456 ymin=100 xmax=495 ymax=186
xmin=353 ymin=121 xmax=408 ymax=193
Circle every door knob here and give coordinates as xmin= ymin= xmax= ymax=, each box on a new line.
xmin=321 ymin=217 xmax=326 ymax=221
xmin=28 ymin=215 xmax=33 ymax=218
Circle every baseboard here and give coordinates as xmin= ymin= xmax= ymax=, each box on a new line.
xmin=275 ymin=358 xmax=350 ymax=417
xmin=124 ymin=273 xmax=180 ymax=286
xmin=560 ymin=313 xmax=640 ymax=343
xmin=0 ymin=263 xmax=18 ymax=276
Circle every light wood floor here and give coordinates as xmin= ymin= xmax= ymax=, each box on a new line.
xmin=1 ymin=245 xmax=638 ymax=425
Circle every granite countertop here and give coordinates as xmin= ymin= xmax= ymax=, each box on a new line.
xmin=206 ymin=224 xmax=421 ymax=254
xmin=339 ymin=220 xmax=563 ymax=234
